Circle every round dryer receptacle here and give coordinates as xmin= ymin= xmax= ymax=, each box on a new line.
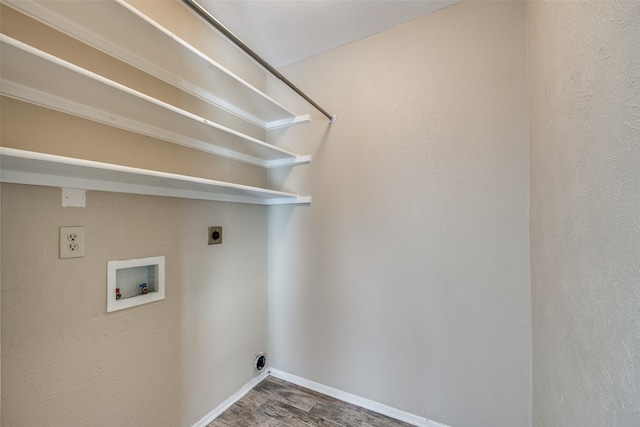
xmin=254 ymin=353 xmax=267 ymax=371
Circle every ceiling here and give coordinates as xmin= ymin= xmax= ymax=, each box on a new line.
xmin=197 ymin=0 xmax=461 ymax=68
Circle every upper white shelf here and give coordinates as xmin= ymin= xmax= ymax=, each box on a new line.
xmin=4 ymin=0 xmax=309 ymax=130
xmin=0 ymin=148 xmax=311 ymax=205
xmin=0 ymin=35 xmax=310 ymax=169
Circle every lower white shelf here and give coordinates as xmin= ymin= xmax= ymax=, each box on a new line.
xmin=0 ymin=148 xmax=311 ymax=205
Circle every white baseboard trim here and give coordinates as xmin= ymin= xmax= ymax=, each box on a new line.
xmin=270 ymin=368 xmax=450 ymax=427
xmin=192 ymin=369 xmax=270 ymax=427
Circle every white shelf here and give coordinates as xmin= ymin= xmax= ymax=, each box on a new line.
xmin=0 ymin=35 xmax=310 ymax=169
xmin=0 ymin=148 xmax=312 ymax=205
xmin=4 ymin=0 xmax=309 ymax=130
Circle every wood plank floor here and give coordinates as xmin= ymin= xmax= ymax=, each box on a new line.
xmin=207 ymin=375 xmax=414 ymax=427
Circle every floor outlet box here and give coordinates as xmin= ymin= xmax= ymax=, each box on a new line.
xmin=60 ymin=226 xmax=85 ymax=259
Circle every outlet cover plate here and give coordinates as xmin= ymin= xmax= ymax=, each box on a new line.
xmin=60 ymin=226 xmax=85 ymax=258
xmin=208 ymin=226 xmax=222 ymax=245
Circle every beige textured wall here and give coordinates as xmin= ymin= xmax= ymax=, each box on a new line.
xmin=528 ymin=2 xmax=640 ymax=426
xmin=1 ymin=2 xmax=271 ymax=426
xmin=267 ymin=2 xmax=531 ymax=427
xmin=1 ymin=185 xmax=268 ymax=426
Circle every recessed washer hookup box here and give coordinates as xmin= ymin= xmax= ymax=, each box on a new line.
xmin=107 ymin=256 xmax=165 ymax=313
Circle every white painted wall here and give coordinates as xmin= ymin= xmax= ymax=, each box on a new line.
xmin=267 ymin=2 xmax=531 ymax=427
xmin=528 ymin=2 xmax=640 ymax=426
xmin=1 ymin=4 xmax=270 ymax=426
xmin=1 ymin=185 xmax=268 ymax=426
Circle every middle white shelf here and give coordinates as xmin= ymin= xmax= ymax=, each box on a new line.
xmin=0 ymin=34 xmax=311 ymax=169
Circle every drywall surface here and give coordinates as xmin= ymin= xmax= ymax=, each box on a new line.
xmin=267 ymin=2 xmax=530 ymax=427
xmin=1 ymin=3 xmax=271 ymax=425
xmin=528 ymin=2 xmax=640 ymax=426
xmin=1 ymin=184 xmax=268 ymax=426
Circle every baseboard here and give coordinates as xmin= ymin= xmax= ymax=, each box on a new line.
xmin=270 ymin=368 xmax=451 ymax=427
xmin=191 ymin=369 xmax=270 ymax=427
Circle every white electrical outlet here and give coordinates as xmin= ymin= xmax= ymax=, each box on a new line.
xmin=60 ymin=226 xmax=85 ymax=259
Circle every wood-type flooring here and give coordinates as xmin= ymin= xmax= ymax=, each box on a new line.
xmin=207 ymin=375 xmax=415 ymax=427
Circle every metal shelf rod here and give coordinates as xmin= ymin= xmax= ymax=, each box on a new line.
xmin=181 ymin=0 xmax=336 ymax=123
